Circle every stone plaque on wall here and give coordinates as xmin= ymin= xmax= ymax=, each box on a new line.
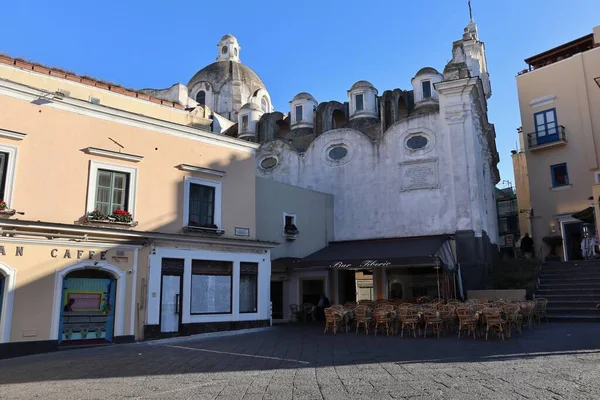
xmin=399 ymin=158 xmax=439 ymax=191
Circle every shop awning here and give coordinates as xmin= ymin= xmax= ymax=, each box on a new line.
xmin=572 ymin=206 xmax=595 ymax=224
xmin=292 ymin=235 xmax=456 ymax=272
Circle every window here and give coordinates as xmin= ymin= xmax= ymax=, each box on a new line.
xmin=190 ymin=260 xmax=232 ymax=314
xmin=234 ymin=47 xmax=238 ymax=57
xmin=260 ymin=156 xmax=278 ymax=170
xmin=261 ymin=97 xmax=268 ymax=113
xmin=221 ymin=46 xmax=228 ymax=54
xmin=241 ymin=115 xmax=249 ymax=132
xmin=406 ymin=135 xmax=428 ymax=150
xmin=283 ymin=213 xmax=298 ymax=235
xmin=295 ymin=105 xmax=303 ymax=122
xmin=497 ymin=199 xmax=517 ymax=217
xmin=87 ymin=161 xmax=137 ymax=217
xmin=534 ymin=108 xmax=558 ymax=143
xmin=183 ymin=177 xmax=222 ymax=229
xmin=0 ymin=152 xmax=9 ymax=201
xmin=196 ymin=90 xmax=206 ymax=106
xmin=240 ymin=262 xmax=258 ymax=313
xmin=355 ymin=94 xmax=364 ymax=112
xmin=550 ymin=163 xmax=569 ymax=187
xmin=95 ymin=169 xmax=129 ymax=215
xmin=422 ymin=81 xmax=432 ymax=99
xmin=328 ymin=146 xmax=348 ymax=160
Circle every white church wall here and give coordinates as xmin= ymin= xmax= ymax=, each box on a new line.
xmin=258 ymin=113 xmax=463 ymax=242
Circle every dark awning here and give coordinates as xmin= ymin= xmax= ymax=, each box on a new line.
xmin=572 ymin=206 xmax=595 ymax=224
xmin=293 ymin=235 xmax=456 ymax=272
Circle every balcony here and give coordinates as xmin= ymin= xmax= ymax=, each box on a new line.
xmin=527 ymin=126 xmax=566 ymax=151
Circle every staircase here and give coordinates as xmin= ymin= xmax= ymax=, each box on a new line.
xmin=536 ymin=260 xmax=600 ymax=322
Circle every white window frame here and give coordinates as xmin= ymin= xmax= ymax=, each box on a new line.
xmin=295 ymin=105 xmax=303 ymax=123
xmin=86 ymin=160 xmax=138 ymax=217
xmin=0 ymin=144 xmax=18 ymax=208
xmin=283 ymin=212 xmax=296 ymax=236
xmin=355 ymin=93 xmax=364 ymax=112
xmin=183 ymin=176 xmax=222 ymax=228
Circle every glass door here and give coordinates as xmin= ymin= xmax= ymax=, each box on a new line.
xmin=160 ymin=275 xmax=181 ymax=333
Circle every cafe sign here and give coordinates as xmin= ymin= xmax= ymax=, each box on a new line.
xmin=0 ymin=245 xmax=109 ymax=260
xmin=329 ymin=260 xmax=392 ymax=269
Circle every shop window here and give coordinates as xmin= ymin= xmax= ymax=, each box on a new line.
xmin=190 ymin=260 xmax=232 ymax=314
xmin=355 ymin=94 xmax=364 ymax=112
xmin=95 ymin=169 xmax=129 ymax=215
xmin=184 ymin=177 xmax=221 ymax=229
xmin=239 ymin=262 xmax=258 ymax=313
xmin=87 ymin=161 xmax=137 ymax=217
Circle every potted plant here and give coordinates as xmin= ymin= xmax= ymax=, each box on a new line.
xmin=0 ymin=200 xmax=6 ymax=211
xmin=542 ymin=235 xmax=563 ymax=262
xmin=112 ymin=209 xmax=133 ymax=223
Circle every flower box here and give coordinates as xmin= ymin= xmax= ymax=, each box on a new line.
xmin=86 ymin=209 xmax=138 ymax=227
xmin=0 ymin=208 xmax=16 ymax=219
xmin=184 ymin=225 xmax=225 ymax=235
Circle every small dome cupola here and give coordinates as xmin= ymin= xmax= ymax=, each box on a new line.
xmin=237 ymin=102 xmax=264 ymax=141
xmin=411 ymin=67 xmax=443 ymax=105
xmin=290 ymin=92 xmax=318 ymax=129
xmin=217 ymin=34 xmax=241 ymax=63
xmin=348 ymin=80 xmax=378 ymax=120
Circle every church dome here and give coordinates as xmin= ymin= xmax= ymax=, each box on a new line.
xmin=292 ymin=92 xmax=316 ymax=102
xmin=350 ymin=80 xmax=376 ymax=91
xmin=414 ymin=67 xmax=440 ymax=77
xmin=187 ymin=61 xmax=265 ymax=95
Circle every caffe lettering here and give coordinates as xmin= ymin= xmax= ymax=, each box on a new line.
xmin=0 ymin=245 xmax=115 ymax=259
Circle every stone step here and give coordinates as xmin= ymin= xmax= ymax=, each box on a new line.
xmin=547 ymin=314 xmax=600 ymax=322
xmin=539 ymin=277 xmax=600 ymax=284
xmin=540 ymin=294 xmax=600 ymax=302
xmin=546 ymin=300 xmax=600 ymax=308
xmin=546 ymin=306 xmax=600 ymax=315
xmin=538 ymin=282 xmax=600 ymax=288
xmin=540 ymin=271 xmax=600 ymax=278
xmin=537 ymin=288 xmax=600 ymax=296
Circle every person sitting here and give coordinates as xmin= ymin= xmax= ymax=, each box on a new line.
xmin=63 ymin=298 xmax=75 ymax=312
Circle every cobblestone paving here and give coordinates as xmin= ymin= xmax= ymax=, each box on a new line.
xmin=1 ymin=323 xmax=600 ymax=399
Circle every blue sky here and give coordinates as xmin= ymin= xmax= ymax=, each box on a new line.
xmin=1 ymin=0 xmax=598 ymax=185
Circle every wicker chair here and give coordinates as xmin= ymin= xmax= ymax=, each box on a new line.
xmin=289 ymin=304 xmax=301 ymax=322
xmin=519 ymin=301 xmax=535 ymax=330
xmin=324 ymin=308 xmax=344 ymax=334
xmin=502 ymin=304 xmax=521 ymax=338
xmin=482 ymin=308 xmax=506 ymax=340
xmin=398 ymin=307 xmax=420 ymax=338
xmin=373 ymin=309 xmax=393 ymax=336
xmin=456 ymin=308 xmax=478 ymax=339
xmin=354 ymin=305 xmax=371 ymax=335
xmin=438 ymin=304 xmax=457 ymax=332
xmin=422 ymin=310 xmax=443 ymax=338
xmin=534 ymin=298 xmax=548 ymax=323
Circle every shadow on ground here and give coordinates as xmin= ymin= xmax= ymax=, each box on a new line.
xmin=0 ymin=322 xmax=599 ymax=385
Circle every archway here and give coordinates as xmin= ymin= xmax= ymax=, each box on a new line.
xmin=196 ymin=90 xmax=206 ymax=106
xmin=332 ymin=109 xmax=346 ymax=129
xmin=52 ymin=261 xmax=125 ymax=345
xmin=0 ymin=263 xmax=15 ymax=344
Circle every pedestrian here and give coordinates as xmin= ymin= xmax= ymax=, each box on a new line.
xmin=316 ymin=293 xmax=330 ymax=321
xmin=520 ymin=233 xmax=534 ymax=259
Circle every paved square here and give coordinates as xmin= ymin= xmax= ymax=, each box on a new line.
xmin=1 ymin=323 xmax=600 ymax=399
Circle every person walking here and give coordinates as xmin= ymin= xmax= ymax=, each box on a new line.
xmin=520 ymin=233 xmax=534 ymax=259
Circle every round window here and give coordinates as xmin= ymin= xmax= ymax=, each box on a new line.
xmin=406 ymin=135 xmax=428 ymax=150
xmin=221 ymin=46 xmax=228 ymax=54
xmin=260 ymin=157 xmax=278 ymax=169
xmin=328 ymin=146 xmax=348 ymax=160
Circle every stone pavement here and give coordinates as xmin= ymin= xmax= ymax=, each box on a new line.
xmin=1 ymin=323 xmax=600 ymax=399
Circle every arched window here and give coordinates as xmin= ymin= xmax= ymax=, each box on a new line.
xmin=261 ymin=97 xmax=268 ymax=113
xmin=196 ymin=90 xmax=206 ymax=106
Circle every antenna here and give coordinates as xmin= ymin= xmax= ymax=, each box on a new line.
xmin=468 ymin=0 xmax=473 ymax=20
xmin=108 ymin=137 xmax=125 ymax=152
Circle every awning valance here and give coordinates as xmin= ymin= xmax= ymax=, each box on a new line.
xmin=293 ymin=235 xmax=456 ymax=272
xmin=572 ymin=206 xmax=595 ymax=224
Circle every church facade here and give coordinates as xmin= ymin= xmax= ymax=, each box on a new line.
xmin=145 ymin=18 xmax=501 ymax=302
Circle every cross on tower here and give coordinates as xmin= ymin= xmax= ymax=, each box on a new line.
xmin=468 ymin=0 xmax=473 ymax=20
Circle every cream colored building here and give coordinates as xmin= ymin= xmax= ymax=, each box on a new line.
xmin=512 ymin=26 xmax=600 ymax=261
xmin=0 ymin=52 xmax=275 ymax=359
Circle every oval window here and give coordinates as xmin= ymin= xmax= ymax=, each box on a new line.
xmin=260 ymin=157 xmax=278 ymax=169
xmin=406 ymin=135 xmax=428 ymax=150
xmin=328 ymin=146 xmax=348 ymax=160
xmin=221 ymin=46 xmax=228 ymax=54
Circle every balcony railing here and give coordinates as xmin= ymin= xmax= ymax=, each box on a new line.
xmin=527 ymin=126 xmax=566 ymax=150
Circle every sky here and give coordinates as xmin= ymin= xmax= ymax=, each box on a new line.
xmin=1 ymin=0 xmax=598 ymax=186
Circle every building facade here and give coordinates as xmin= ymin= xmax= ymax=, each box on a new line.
xmin=495 ymin=185 xmax=520 ymax=257
xmin=250 ymin=18 xmax=501 ymax=299
xmin=0 ymin=54 xmax=274 ymax=358
xmin=512 ymin=26 xmax=600 ymax=261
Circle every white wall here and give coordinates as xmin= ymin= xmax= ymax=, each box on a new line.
xmin=146 ymin=247 xmax=271 ymax=325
